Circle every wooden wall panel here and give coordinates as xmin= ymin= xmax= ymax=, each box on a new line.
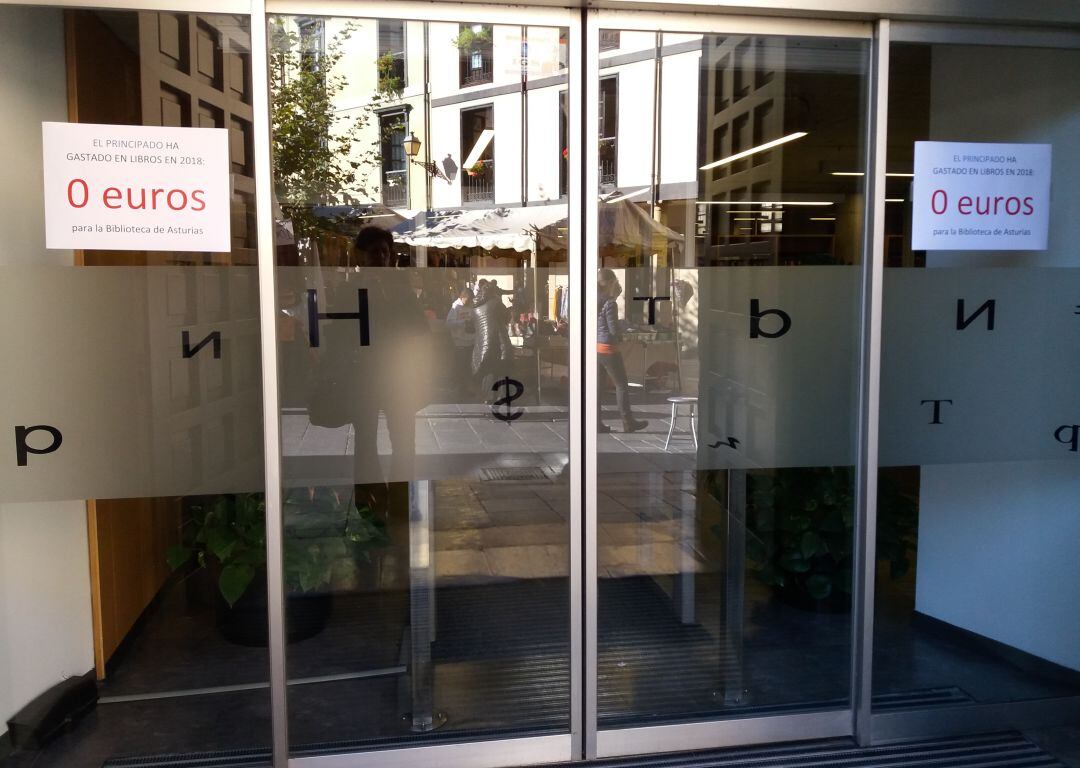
xmin=87 ymin=498 xmax=181 ymax=674
xmin=67 ymin=10 xmax=260 ymax=677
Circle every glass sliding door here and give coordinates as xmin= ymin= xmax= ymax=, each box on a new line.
xmin=0 ymin=7 xmax=271 ymax=768
xmin=586 ymin=13 xmax=872 ymax=756
xmin=8 ymin=3 xmax=1080 ymax=767
xmin=872 ymin=34 xmax=1080 ymax=738
xmin=267 ymin=6 xmax=577 ymax=762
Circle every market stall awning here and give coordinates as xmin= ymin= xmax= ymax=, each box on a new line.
xmin=536 ymin=198 xmax=685 ymax=253
xmin=394 ymin=205 xmax=568 ymax=252
xmin=392 ymin=200 xmax=685 ymax=254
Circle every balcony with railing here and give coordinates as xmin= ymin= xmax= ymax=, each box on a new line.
xmin=599 ymin=137 xmax=617 ymax=187
xmin=382 ymin=168 xmax=407 ymax=207
xmin=599 ymin=30 xmax=621 ymax=52
xmin=462 ymin=159 xmax=494 ymax=203
xmin=461 ymin=56 xmax=493 ymax=87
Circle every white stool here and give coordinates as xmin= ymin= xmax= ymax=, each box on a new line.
xmin=665 ymin=395 xmax=698 ymax=450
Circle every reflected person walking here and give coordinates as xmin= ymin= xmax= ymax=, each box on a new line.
xmin=597 ymin=269 xmax=647 ymax=434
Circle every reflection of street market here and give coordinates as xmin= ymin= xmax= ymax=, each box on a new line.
xmin=372 ymin=201 xmax=693 ymax=405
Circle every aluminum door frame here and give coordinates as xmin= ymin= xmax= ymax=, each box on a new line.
xmin=866 ymin=17 xmax=1080 ymax=748
xmin=583 ymin=8 xmax=879 ymax=760
xmin=252 ymin=8 xmax=1080 ymax=762
xmin=251 ymin=2 xmax=583 ymax=767
xmin=249 ymin=8 xmax=1080 ymax=764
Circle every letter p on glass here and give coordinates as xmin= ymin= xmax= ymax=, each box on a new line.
xmin=15 ymin=425 xmax=63 ymax=467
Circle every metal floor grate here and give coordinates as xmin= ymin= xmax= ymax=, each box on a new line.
xmin=103 ymin=749 xmax=270 ymax=767
xmin=872 ymin=686 xmax=974 ymax=711
xmin=100 ymin=732 xmax=1066 ymax=768
xmin=529 ymin=733 xmax=1067 ymax=768
xmin=478 ymin=467 xmax=552 ymax=482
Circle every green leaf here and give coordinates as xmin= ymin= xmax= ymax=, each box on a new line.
xmin=218 ymin=564 xmax=255 ymax=608
xmin=297 ymin=557 xmax=332 ymax=592
xmin=820 ymin=511 xmax=847 ymax=532
xmin=753 ymin=511 xmax=775 ymax=533
xmin=806 ymin=574 xmax=832 ymax=600
xmin=166 ymin=545 xmax=193 ymax=571
xmin=781 ymin=514 xmax=812 ymax=533
xmin=746 ymin=536 xmax=768 ymax=565
xmin=206 ymin=526 xmax=238 ymax=562
xmin=800 ymin=531 xmax=825 ymax=559
xmin=780 ymin=549 xmax=811 ymax=573
xmin=757 ymin=564 xmax=785 ymax=587
xmin=232 ymin=547 xmax=268 ymax=567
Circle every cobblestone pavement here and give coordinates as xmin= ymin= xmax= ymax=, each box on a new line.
xmin=282 ymin=404 xmax=707 ymax=586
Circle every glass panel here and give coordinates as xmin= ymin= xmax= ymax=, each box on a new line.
xmin=594 ymin=29 xmax=868 ymax=727
xmin=0 ymin=8 xmax=269 ymax=767
xmin=873 ymin=43 xmax=1080 ymax=711
xmin=269 ymin=14 xmax=573 ymax=755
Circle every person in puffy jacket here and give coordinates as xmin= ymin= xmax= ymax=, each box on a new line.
xmin=471 ymin=281 xmax=513 ymax=403
xmin=597 ymin=268 xmax=647 ymax=433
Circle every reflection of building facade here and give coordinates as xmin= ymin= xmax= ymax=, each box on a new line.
xmin=700 ymin=35 xmax=864 ymax=266
xmin=300 ymin=19 xmax=705 ymax=224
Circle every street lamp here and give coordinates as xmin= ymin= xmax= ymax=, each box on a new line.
xmin=403 ymin=132 xmax=450 ymax=181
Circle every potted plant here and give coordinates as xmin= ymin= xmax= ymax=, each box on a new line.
xmin=465 ymin=161 xmax=490 ymax=178
xmin=167 ymin=488 xmax=388 ymax=645
xmin=376 ymin=52 xmax=404 ymax=98
xmin=711 ymin=467 xmax=916 ymax=612
xmin=451 ymin=24 xmax=492 ymax=52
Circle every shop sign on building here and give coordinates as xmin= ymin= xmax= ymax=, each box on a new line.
xmin=42 ymin=122 xmax=231 ymax=252
xmin=912 ymin=141 xmax=1051 ymax=251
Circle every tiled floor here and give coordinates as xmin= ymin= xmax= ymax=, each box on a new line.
xmin=423 ymin=470 xmax=706 ymax=584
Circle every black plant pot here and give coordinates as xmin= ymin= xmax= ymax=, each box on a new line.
xmin=215 ymin=569 xmax=332 ymax=647
xmin=776 ymin=581 xmax=852 ymax=614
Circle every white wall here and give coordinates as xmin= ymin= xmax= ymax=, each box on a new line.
xmin=914 ymin=44 xmax=1080 ymax=670
xmin=493 ymin=94 xmax=523 ymax=205
xmin=428 ymin=22 xmax=461 ymax=98
xmin=429 ymin=101 xmax=461 ymax=209
xmin=611 ymin=58 xmax=656 ymax=191
xmin=0 ymin=6 xmax=95 ymax=724
xmin=604 ymin=40 xmax=702 ymax=195
xmin=0 ymin=504 xmax=95 ymax=723
xmin=659 ymin=50 xmax=702 ymax=188
xmin=916 ymin=463 xmax=1080 ymax=670
xmin=527 ymin=86 xmax=563 ymax=202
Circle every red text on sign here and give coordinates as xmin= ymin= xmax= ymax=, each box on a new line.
xmin=929 ymin=189 xmax=1035 ymax=216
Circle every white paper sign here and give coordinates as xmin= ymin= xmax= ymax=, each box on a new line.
xmin=42 ymin=122 xmax=231 ymax=252
xmin=912 ymin=141 xmax=1051 ymax=251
